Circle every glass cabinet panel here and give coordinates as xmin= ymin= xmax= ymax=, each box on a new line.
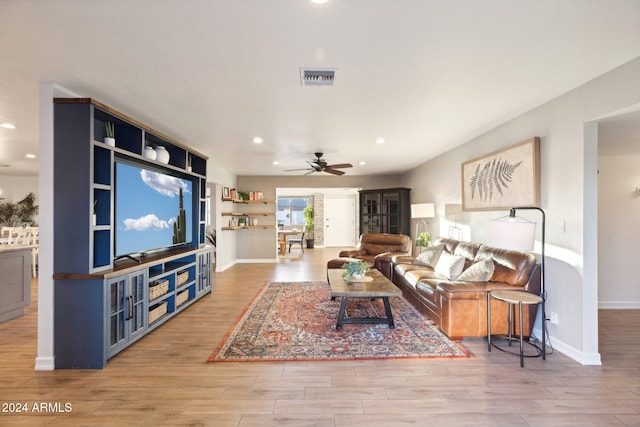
xmin=109 ymin=278 xmax=127 ymax=347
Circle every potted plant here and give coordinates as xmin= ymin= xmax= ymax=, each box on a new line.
xmin=416 ymin=231 xmax=431 ymax=251
xmin=303 ymin=205 xmax=314 ymax=248
xmin=341 ymin=260 xmax=370 ymax=284
xmin=104 ymin=121 xmax=115 ymax=146
xmin=0 ymin=192 xmax=39 ymax=227
xmin=186 ymin=155 xmax=192 ymax=172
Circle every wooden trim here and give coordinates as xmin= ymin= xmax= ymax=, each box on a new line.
xmin=53 ymin=246 xmax=207 ymax=280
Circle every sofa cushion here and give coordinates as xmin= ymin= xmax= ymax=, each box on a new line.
xmin=475 ymin=246 xmax=536 ymax=287
xmin=434 ymin=252 xmax=465 ymax=280
xmin=395 ymin=263 xmax=427 ymax=277
xmin=402 ymin=269 xmax=446 ymax=287
xmin=452 ymin=241 xmax=483 ymax=270
xmin=457 ymin=259 xmax=495 ymax=282
xmin=413 ymin=244 xmax=445 ymax=268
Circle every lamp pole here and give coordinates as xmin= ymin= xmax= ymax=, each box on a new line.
xmin=510 ymin=206 xmax=546 ymax=360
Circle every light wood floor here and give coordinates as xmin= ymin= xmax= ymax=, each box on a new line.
xmin=0 ymin=247 xmax=639 ymax=426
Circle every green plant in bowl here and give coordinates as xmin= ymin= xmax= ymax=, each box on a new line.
xmin=341 ymin=260 xmax=370 ymax=284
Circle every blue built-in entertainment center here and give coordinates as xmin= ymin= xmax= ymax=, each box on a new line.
xmin=53 ymin=98 xmax=212 ymax=369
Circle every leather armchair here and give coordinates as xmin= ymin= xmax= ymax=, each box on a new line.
xmin=339 ymin=233 xmax=412 ymax=279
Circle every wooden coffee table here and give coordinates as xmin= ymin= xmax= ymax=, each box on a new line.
xmin=327 ymin=268 xmax=402 ymax=329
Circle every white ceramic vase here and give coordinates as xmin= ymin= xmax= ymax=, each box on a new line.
xmin=155 ymin=146 xmax=170 ymax=164
xmin=104 ymin=137 xmax=115 ymax=147
xmin=143 ymin=145 xmax=157 ymax=160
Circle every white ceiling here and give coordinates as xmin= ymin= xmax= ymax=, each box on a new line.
xmin=1 ymin=0 xmax=640 ymax=177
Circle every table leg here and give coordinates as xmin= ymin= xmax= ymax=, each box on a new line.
xmin=382 ymin=297 xmax=395 ymax=329
xmin=487 ymin=292 xmax=492 ymax=352
xmin=519 ymin=301 xmax=524 ymax=367
xmin=336 ymin=297 xmax=347 ymax=329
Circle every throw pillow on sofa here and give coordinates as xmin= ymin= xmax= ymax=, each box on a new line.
xmin=434 ymin=252 xmax=465 ymax=280
xmin=413 ymin=244 xmax=445 ymax=268
xmin=457 ymin=258 xmax=495 ymax=282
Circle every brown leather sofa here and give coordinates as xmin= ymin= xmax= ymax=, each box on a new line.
xmin=337 ymin=233 xmax=412 ymax=279
xmin=391 ymin=238 xmax=541 ymax=339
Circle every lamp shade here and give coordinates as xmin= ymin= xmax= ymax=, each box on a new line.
xmin=488 ymin=216 xmax=536 ymax=251
xmin=411 ymin=203 xmax=435 ymax=219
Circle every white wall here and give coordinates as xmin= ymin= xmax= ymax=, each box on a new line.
xmin=0 ymin=175 xmax=38 ymax=204
xmin=401 ymin=56 xmax=640 ymax=365
xmin=598 ymin=153 xmax=640 ymax=308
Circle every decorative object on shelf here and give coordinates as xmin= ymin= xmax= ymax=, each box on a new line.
xmin=222 ymin=186 xmax=231 ymax=201
xmin=155 ymin=145 xmax=170 ymax=164
xmin=411 ymin=202 xmax=435 ymax=256
xmin=488 ymin=206 xmax=547 ymax=365
xmin=341 ymin=260 xmax=370 ymax=284
xmin=104 ymin=121 xmax=115 ymax=146
xmin=187 ymin=155 xmax=192 ymax=172
xmin=462 ymin=137 xmax=540 ymax=211
xmin=237 ymin=191 xmax=249 ymax=201
xmin=303 ymin=204 xmax=314 ymax=248
xmin=143 ymin=145 xmax=157 ymax=160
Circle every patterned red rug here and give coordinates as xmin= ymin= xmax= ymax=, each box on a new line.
xmin=208 ymin=281 xmax=472 ymax=362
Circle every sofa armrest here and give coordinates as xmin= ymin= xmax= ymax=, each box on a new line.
xmin=392 ymin=254 xmax=415 ymax=264
xmin=339 ymin=249 xmax=367 ymax=258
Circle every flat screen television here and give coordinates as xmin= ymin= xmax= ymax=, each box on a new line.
xmin=114 ymin=159 xmax=193 ymax=259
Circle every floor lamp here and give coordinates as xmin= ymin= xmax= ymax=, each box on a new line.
xmin=410 ymin=203 xmax=435 ymax=257
xmin=488 ymin=206 xmax=546 ymax=361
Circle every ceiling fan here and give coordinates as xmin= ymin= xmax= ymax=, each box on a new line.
xmin=284 ymin=153 xmax=353 ymax=176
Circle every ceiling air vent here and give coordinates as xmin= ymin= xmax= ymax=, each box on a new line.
xmin=300 ymin=68 xmax=336 ymax=86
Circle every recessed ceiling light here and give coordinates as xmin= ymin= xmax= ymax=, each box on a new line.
xmin=311 ymin=0 xmax=328 ymax=4
xmin=375 ymin=138 xmax=385 ymax=144
xmin=252 ymin=137 xmax=263 ymax=144
xmin=0 ymin=123 xmax=16 ymax=129
xmin=272 ymin=161 xmax=280 ymax=165
xmin=359 ymin=161 xmax=366 ymax=165
xmin=25 ymin=154 xmax=36 ymax=159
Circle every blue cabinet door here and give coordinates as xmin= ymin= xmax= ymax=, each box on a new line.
xmin=106 ymin=271 xmax=147 ymax=358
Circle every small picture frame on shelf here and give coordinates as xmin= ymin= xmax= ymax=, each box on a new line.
xmin=222 ymin=186 xmax=231 ymax=201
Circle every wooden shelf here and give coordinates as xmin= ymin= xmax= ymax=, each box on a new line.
xmin=222 ymin=225 xmax=275 ymax=231
xmin=221 ymin=212 xmax=274 ymax=216
xmin=231 ymin=199 xmax=274 ymax=204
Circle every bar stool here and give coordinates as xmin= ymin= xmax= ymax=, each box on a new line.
xmin=487 ymin=289 xmax=544 ymax=367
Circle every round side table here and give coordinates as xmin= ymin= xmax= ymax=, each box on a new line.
xmin=487 ymin=289 xmax=544 ymax=367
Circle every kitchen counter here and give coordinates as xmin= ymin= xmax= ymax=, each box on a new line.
xmin=0 ymin=245 xmax=34 ymax=322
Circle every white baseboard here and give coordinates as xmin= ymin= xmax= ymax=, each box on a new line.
xmin=598 ymin=301 xmax=640 ymax=309
xmin=531 ymin=326 xmax=602 ymax=366
xmin=34 ymin=356 xmax=55 ymax=371
xmin=215 ymin=261 xmax=236 ymax=272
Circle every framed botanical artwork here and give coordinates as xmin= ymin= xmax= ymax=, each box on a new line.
xmin=222 ymin=186 xmax=231 ymax=201
xmin=461 ymin=137 xmax=540 ymax=211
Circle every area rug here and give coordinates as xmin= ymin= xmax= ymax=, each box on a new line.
xmin=208 ymin=281 xmax=472 ymax=362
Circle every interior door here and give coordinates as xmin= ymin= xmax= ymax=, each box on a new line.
xmin=324 ymin=198 xmax=356 ymax=247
